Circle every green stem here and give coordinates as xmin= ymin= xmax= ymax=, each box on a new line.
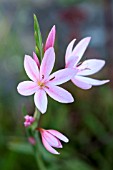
xmin=33 ymin=109 xmax=46 ymax=170
xmin=33 ymin=132 xmax=47 ymax=170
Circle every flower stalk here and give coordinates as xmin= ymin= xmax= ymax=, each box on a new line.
xmin=17 ymin=13 xmax=109 ymax=169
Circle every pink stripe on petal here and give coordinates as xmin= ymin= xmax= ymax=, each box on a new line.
xmin=17 ymin=81 xmax=38 ymax=96
xmin=49 ymin=68 xmax=76 ymax=85
xmin=65 ymin=39 xmax=76 ymax=64
xmin=71 ymin=76 xmax=92 ymax=90
xmin=47 ymin=130 xmax=69 ymax=143
xmin=34 ymin=90 xmax=47 ymax=114
xmin=42 ymin=136 xmax=60 ymax=154
xmin=33 ymin=52 xmax=40 ymax=68
xmin=77 ymin=59 xmax=105 ymax=76
xmin=45 ymin=85 xmax=74 ymax=103
xmin=40 ymin=47 xmax=55 ymax=79
xmin=72 ymin=37 xmax=91 ymax=65
xmin=44 ymin=25 xmax=56 ymax=51
xmin=24 ymin=55 xmax=39 ymax=82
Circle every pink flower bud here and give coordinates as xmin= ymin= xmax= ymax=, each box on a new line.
xmin=24 ymin=115 xmax=35 ymax=127
xmin=28 ymin=137 xmax=36 ymax=145
xmin=38 ymin=128 xmax=69 ymax=155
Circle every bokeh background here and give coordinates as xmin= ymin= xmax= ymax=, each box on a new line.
xmin=0 ymin=0 xmax=113 ymax=169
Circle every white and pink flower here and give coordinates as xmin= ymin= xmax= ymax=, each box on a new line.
xmin=65 ymin=37 xmax=109 ymax=89
xmin=38 ymin=128 xmax=69 ymax=154
xmin=17 ymin=47 xmax=75 ymax=114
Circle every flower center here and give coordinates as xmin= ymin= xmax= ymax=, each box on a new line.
xmin=37 ymin=81 xmax=45 ymax=87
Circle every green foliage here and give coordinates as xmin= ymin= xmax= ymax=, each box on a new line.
xmin=34 ymin=14 xmax=43 ymax=61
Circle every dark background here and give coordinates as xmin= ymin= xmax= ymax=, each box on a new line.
xmin=0 ymin=0 xmax=113 ymax=169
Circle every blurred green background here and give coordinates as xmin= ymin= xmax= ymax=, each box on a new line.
xmin=0 ymin=0 xmax=113 ymax=169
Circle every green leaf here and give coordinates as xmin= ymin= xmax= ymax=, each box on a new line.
xmin=22 ymin=105 xmax=28 ymax=116
xmin=64 ymin=159 xmax=94 ymax=170
xmin=8 ymin=141 xmax=33 ymax=155
xmin=34 ymin=14 xmax=43 ymax=61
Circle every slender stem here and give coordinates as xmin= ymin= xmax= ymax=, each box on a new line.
xmin=33 ymin=133 xmax=47 ymax=170
xmin=33 ymin=109 xmax=47 ymax=170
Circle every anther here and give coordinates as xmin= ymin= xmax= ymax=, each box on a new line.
xmin=42 ymin=75 xmax=44 ymax=79
xmin=50 ymin=76 xmax=55 ymax=81
xmin=77 ymin=62 xmax=82 ymax=67
xmin=45 ymin=86 xmax=49 ymax=89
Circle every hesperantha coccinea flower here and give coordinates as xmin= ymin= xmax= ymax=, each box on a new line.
xmin=38 ymin=128 xmax=69 ymax=155
xmin=17 ymin=47 xmax=76 ymax=114
xmin=24 ymin=115 xmax=35 ymax=127
xmin=65 ymin=37 xmax=109 ymax=89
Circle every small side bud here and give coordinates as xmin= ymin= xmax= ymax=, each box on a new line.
xmin=24 ymin=115 xmax=35 ymax=127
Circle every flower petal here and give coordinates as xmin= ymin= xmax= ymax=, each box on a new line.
xmin=66 ymin=55 xmax=79 ymax=68
xmin=45 ymin=85 xmax=74 ymax=103
xmin=49 ymin=68 xmax=77 ymax=85
xmin=72 ymin=76 xmax=109 ymax=89
xmin=40 ymin=130 xmax=62 ymax=148
xmin=33 ymin=52 xmax=40 ymax=68
xmin=72 ymin=37 xmax=91 ymax=65
xmin=34 ymin=89 xmax=47 ymax=114
xmin=24 ymin=55 xmax=39 ymax=82
xmin=65 ymin=39 xmax=76 ymax=64
xmin=17 ymin=81 xmax=38 ymax=96
xmin=40 ymin=47 xmax=55 ymax=79
xmin=44 ymin=25 xmax=56 ymax=51
xmin=71 ymin=76 xmax=92 ymax=90
xmin=47 ymin=130 xmax=69 ymax=143
xmin=75 ymin=76 xmax=109 ymax=86
xmin=77 ymin=59 xmax=105 ymax=76
xmin=41 ymin=136 xmax=60 ymax=154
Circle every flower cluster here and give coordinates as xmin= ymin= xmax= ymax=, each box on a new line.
xmin=17 ymin=22 xmax=109 ymax=155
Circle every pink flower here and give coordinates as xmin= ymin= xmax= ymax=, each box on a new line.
xmin=65 ymin=37 xmax=109 ymax=89
xmin=38 ymin=128 xmax=69 ymax=154
xmin=24 ymin=115 xmax=35 ymax=127
xmin=17 ymin=47 xmax=75 ymax=114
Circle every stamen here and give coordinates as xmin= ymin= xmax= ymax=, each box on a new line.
xmin=49 ymin=76 xmax=55 ymax=81
xmin=80 ymin=67 xmax=91 ymax=72
xmin=42 ymin=75 xmax=44 ymax=79
xmin=45 ymin=86 xmax=49 ymax=89
xmin=77 ymin=62 xmax=82 ymax=67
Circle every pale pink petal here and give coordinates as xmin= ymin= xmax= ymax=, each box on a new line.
xmin=66 ymin=55 xmax=79 ymax=68
xmin=41 ymin=136 xmax=60 ymax=154
xmin=17 ymin=81 xmax=38 ymax=96
xmin=41 ymin=130 xmax=62 ymax=148
xmin=72 ymin=37 xmax=91 ymax=65
xmin=24 ymin=55 xmax=39 ymax=82
xmin=71 ymin=76 xmax=92 ymax=90
xmin=33 ymin=52 xmax=40 ymax=68
xmin=47 ymin=130 xmax=69 ymax=143
xmin=44 ymin=25 xmax=56 ymax=51
xmin=34 ymin=89 xmax=47 ymax=114
xmin=45 ymin=85 xmax=74 ymax=103
xmin=75 ymin=76 xmax=110 ymax=86
xmin=65 ymin=39 xmax=76 ymax=64
xmin=49 ymin=68 xmax=77 ymax=85
xmin=77 ymin=59 xmax=105 ymax=76
xmin=40 ymin=47 xmax=55 ymax=79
